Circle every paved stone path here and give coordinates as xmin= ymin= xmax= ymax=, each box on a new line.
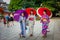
xmin=0 ymin=18 xmax=60 ymax=40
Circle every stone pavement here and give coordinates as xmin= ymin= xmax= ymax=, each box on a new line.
xmin=0 ymin=18 xmax=60 ymax=40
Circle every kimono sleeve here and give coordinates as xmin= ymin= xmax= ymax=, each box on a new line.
xmin=19 ymin=16 xmax=22 ymax=23
xmin=27 ymin=16 xmax=30 ymax=22
xmin=40 ymin=17 xmax=43 ymax=23
xmin=34 ymin=16 xmax=36 ymax=21
xmin=48 ymin=17 xmax=50 ymax=23
xmin=26 ymin=17 xmax=29 ymax=26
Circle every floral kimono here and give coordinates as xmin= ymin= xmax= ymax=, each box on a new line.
xmin=19 ymin=16 xmax=27 ymax=37
xmin=40 ymin=14 xmax=50 ymax=36
xmin=28 ymin=15 xmax=36 ymax=35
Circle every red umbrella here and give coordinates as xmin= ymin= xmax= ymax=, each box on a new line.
xmin=26 ymin=8 xmax=36 ymax=15
xmin=37 ymin=7 xmax=52 ymax=18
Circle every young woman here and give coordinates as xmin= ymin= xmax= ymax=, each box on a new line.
xmin=0 ymin=14 xmax=4 ymax=22
xmin=9 ymin=13 xmax=14 ymax=26
xmin=19 ymin=13 xmax=27 ymax=38
xmin=0 ymin=16 xmax=2 ymax=22
xmin=28 ymin=10 xmax=36 ymax=37
xmin=5 ymin=14 xmax=10 ymax=27
xmin=3 ymin=17 xmax=6 ymax=26
xmin=40 ymin=10 xmax=50 ymax=38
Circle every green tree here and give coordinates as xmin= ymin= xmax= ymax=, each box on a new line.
xmin=8 ymin=0 xmax=23 ymax=11
xmin=8 ymin=0 xmax=42 ymax=11
xmin=8 ymin=0 xmax=60 ymax=15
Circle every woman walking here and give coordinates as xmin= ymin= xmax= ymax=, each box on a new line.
xmin=19 ymin=13 xmax=27 ymax=38
xmin=40 ymin=10 xmax=50 ymax=38
xmin=28 ymin=10 xmax=36 ymax=37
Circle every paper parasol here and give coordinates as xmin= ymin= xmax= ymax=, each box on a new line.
xmin=26 ymin=8 xmax=36 ymax=15
xmin=14 ymin=10 xmax=28 ymax=21
xmin=37 ymin=7 xmax=52 ymax=18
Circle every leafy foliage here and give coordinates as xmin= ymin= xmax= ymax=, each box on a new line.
xmin=8 ymin=0 xmax=60 ymax=14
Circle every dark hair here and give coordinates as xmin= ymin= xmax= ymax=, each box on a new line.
xmin=30 ymin=10 xmax=34 ymax=15
xmin=44 ymin=10 xmax=47 ymax=12
xmin=31 ymin=10 xmax=33 ymax=11
xmin=21 ymin=13 xmax=25 ymax=16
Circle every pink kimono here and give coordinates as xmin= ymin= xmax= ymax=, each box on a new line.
xmin=41 ymin=14 xmax=50 ymax=36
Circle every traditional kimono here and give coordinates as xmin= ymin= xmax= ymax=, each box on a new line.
xmin=19 ymin=16 xmax=26 ymax=37
xmin=40 ymin=14 xmax=50 ymax=36
xmin=28 ymin=15 xmax=36 ymax=35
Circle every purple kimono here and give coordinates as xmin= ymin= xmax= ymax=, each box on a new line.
xmin=41 ymin=14 xmax=50 ymax=36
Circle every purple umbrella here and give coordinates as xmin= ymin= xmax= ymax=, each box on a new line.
xmin=14 ymin=10 xmax=28 ymax=21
